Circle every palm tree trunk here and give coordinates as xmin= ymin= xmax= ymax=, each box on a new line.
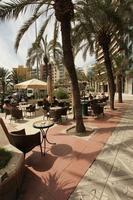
xmin=61 ymin=19 xmax=85 ymax=133
xmin=117 ymin=74 xmax=123 ymax=103
xmin=102 ymin=44 xmax=115 ymax=110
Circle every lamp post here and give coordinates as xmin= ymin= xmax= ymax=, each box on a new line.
xmin=35 ymin=20 xmax=39 ymax=79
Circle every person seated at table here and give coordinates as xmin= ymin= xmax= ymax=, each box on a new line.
xmin=3 ymin=99 xmax=13 ymax=111
xmin=88 ymin=93 xmax=93 ymax=101
xmin=99 ymin=92 xmax=109 ymax=102
xmin=43 ymin=96 xmax=51 ymax=112
xmin=11 ymin=104 xmax=23 ymax=119
xmin=51 ymin=96 xmax=59 ymax=107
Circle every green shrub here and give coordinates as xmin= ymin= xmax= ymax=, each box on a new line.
xmin=54 ymin=88 xmax=69 ymax=99
xmin=0 ymin=148 xmax=12 ymax=169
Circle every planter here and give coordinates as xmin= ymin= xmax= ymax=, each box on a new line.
xmin=0 ymin=144 xmax=24 ymax=200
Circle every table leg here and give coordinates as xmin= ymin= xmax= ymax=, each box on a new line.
xmin=45 ymin=128 xmax=56 ymax=145
xmin=40 ymin=128 xmax=56 ymax=155
xmin=43 ymin=134 xmax=46 ymax=155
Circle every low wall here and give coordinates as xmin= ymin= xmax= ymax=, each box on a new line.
xmin=0 ymin=144 xmax=24 ymax=200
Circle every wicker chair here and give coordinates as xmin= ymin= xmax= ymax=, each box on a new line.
xmin=0 ymin=118 xmax=42 ymax=156
xmin=10 ymin=129 xmax=42 ymax=156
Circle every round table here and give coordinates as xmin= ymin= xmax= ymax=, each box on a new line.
xmin=33 ymin=120 xmax=55 ymax=155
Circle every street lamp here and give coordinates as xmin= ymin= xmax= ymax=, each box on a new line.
xmin=35 ymin=20 xmax=39 ymax=79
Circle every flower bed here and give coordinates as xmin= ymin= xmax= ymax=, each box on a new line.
xmin=0 ymin=148 xmax=12 ymax=170
xmin=0 ymin=144 xmax=24 ymax=200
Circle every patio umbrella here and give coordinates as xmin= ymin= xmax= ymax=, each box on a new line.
xmin=14 ymin=79 xmax=47 ymax=90
xmin=47 ymin=75 xmax=53 ymax=103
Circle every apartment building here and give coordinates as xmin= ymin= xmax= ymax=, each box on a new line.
xmin=13 ymin=65 xmax=32 ymax=81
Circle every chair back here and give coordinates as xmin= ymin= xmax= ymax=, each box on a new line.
xmin=37 ymin=101 xmax=43 ymax=107
xmin=10 ymin=130 xmax=41 ymax=155
xmin=0 ymin=118 xmax=42 ymax=155
xmin=60 ymin=107 xmax=68 ymax=116
xmin=26 ymin=104 xmax=36 ymax=116
xmin=0 ymin=118 xmax=14 ymax=146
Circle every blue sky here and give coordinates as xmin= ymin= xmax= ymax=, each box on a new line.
xmin=0 ymin=15 xmax=95 ymax=71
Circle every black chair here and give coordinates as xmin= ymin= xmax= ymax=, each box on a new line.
xmin=10 ymin=107 xmax=23 ymax=121
xmin=60 ymin=107 xmax=68 ymax=121
xmin=10 ymin=129 xmax=42 ymax=156
xmin=91 ymin=103 xmax=104 ymax=117
xmin=26 ymin=104 xmax=36 ymax=117
xmin=0 ymin=118 xmax=42 ymax=156
xmin=49 ymin=109 xmax=62 ymax=123
xmin=37 ymin=101 xmax=43 ymax=108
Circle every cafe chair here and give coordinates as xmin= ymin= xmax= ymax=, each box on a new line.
xmin=37 ymin=101 xmax=43 ymax=108
xmin=10 ymin=107 xmax=23 ymax=121
xmin=60 ymin=107 xmax=68 ymax=121
xmin=10 ymin=129 xmax=42 ymax=156
xmin=49 ymin=109 xmax=61 ymax=123
xmin=26 ymin=104 xmax=36 ymax=117
xmin=91 ymin=103 xmax=104 ymax=117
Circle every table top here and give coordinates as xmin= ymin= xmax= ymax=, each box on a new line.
xmin=33 ymin=120 xmax=54 ymax=129
xmin=19 ymin=104 xmax=31 ymax=109
xmin=50 ymin=106 xmax=62 ymax=111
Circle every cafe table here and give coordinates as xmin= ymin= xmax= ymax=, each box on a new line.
xmin=33 ymin=119 xmax=55 ymax=155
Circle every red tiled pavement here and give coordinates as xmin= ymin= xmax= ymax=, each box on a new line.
xmin=18 ymin=102 xmax=128 ymax=200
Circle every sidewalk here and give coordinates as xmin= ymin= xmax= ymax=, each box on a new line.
xmin=69 ymin=97 xmax=133 ymax=199
xmin=1 ymin=94 xmax=133 ymax=200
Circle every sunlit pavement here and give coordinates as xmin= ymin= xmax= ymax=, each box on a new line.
xmin=69 ymin=94 xmax=133 ymax=200
xmin=1 ymin=93 xmax=133 ymax=200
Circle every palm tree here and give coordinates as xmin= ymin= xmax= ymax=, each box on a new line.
xmin=0 ymin=0 xmax=85 ymax=133
xmin=0 ymin=67 xmax=12 ymax=110
xmin=73 ymin=0 xmax=132 ymax=110
xmin=113 ymin=54 xmax=128 ymax=103
xmin=91 ymin=63 xmax=108 ymax=93
xmin=11 ymin=68 xmax=26 ymax=84
xmin=26 ymin=36 xmax=63 ymax=79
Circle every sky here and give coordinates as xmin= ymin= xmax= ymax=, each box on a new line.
xmin=0 ymin=12 xmax=96 ymax=71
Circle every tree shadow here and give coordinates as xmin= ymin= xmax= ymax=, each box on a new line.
xmin=25 ymin=151 xmax=57 ymax=172
xmin=51 ymin=144 xmax=72 ymax=157
xmin=18 ymin=168 xmax=75 ymax=200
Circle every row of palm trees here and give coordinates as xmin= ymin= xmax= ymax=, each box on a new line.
xmin=0 ymin=0 xmax=132 ymax=134
xmin=0 ymin=67 xmax=18 ymax=109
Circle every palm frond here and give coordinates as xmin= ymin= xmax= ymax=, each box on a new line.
xmin=0 ymin=0 xmax=35 ymax=20
xmin=15 ymin=11 xmax=43 ymax=51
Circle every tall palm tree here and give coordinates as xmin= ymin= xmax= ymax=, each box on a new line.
xmin=73 ymin=0 xmax=132 ymax=110
xmin=26 ymin=36 xmax=63 ymax=79
xmin=113 ymin=54 xmax=128 ymax=103
xmin=26 ymin=36 xmax=51 ymax=80
xmin=0 ymin=0 xmax=85 ymax=133
xmin=0 ymin=67 xmax=12 ymax=109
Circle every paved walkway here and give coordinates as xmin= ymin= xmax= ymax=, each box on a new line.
xmin=1 ymin=94 xmax=133 ymax=200
xmin=69 ymin=98 xmax=133 ymax=199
